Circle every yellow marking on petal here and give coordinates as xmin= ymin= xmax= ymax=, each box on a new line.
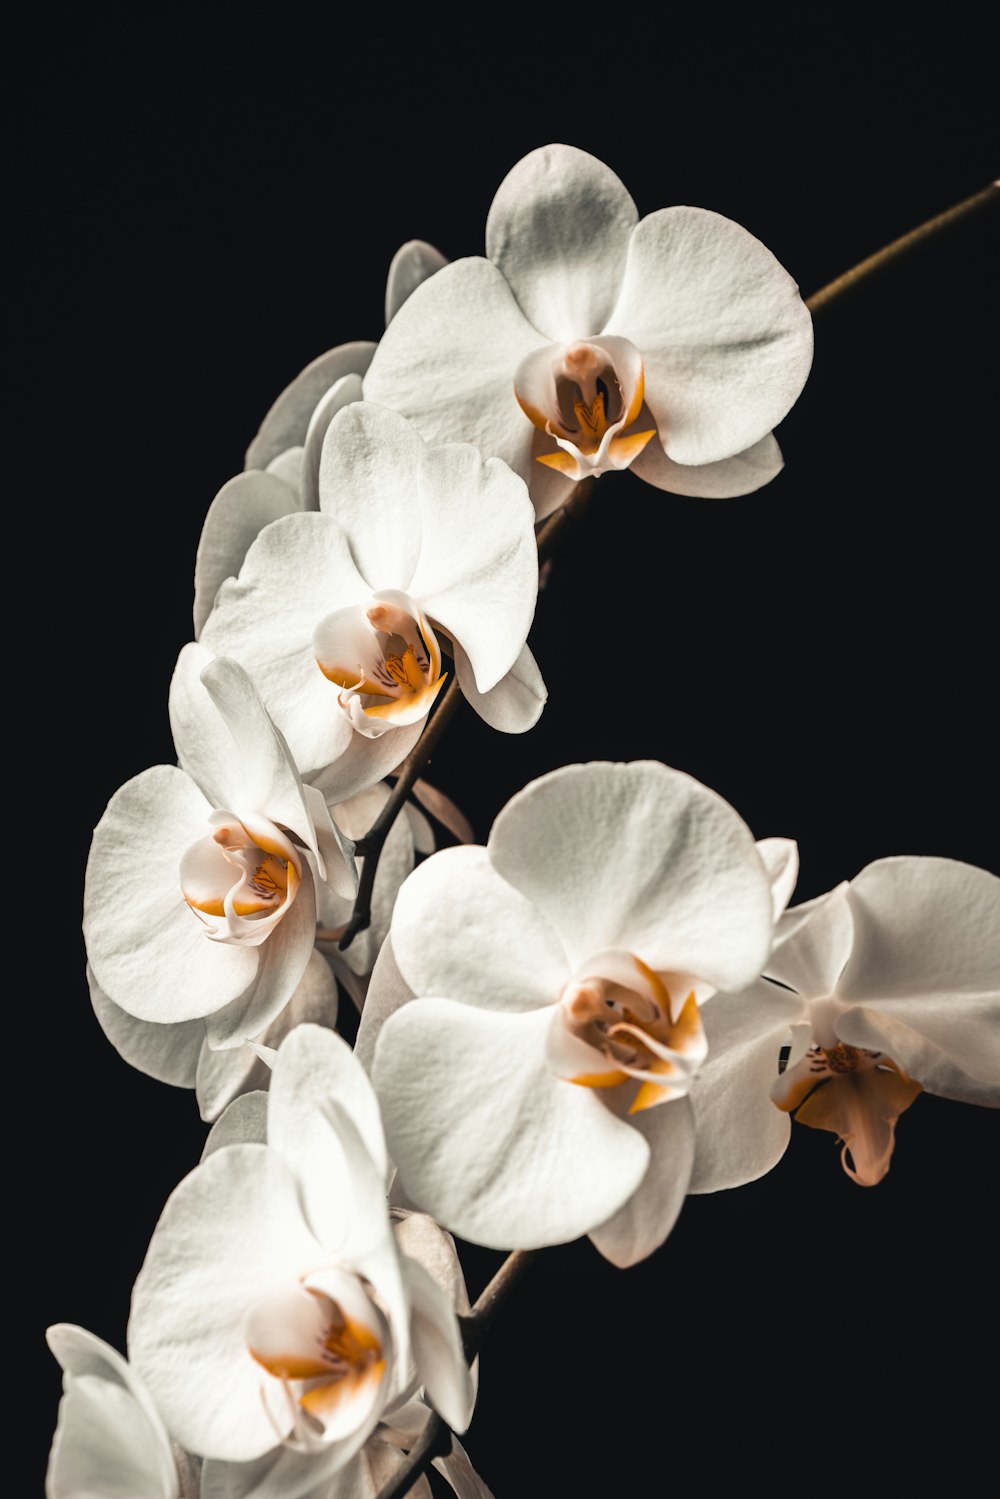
xmin=624 ymin=364 xmax=646 ymax=427
xmin=415 ymin=611 xmax=442 ymax=680
xmin=630 ymin=1070 xmax=679 ymax=1114
xmin=536 ymin=448 xmax=580 ymax=474
xmin=668 ymin=992 xmax=703 ymax=1054
xmin=608 ymin=429 xmax=656 ymax=467
xmin=299 ymin=1358 xmax=386 ymax=1416
xmin=363 ymin=672 xmax=448 ymax=723
xmin=248 ymin=1347 xmax=333 ymax=1380
xmin=568 ymin=1068 xmax=630 ymax=1089
xmin=317 ymin=661 xmax=389 ymax=696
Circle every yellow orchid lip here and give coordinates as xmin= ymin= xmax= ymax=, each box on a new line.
xmin=773 ymin=1042 xmax=923 ymax=1185
xmin=514 ymin=336 xmax=656 ymax=480
xmin=180 ymin=813 xmax=302 ymax=943
xmin=315 ymin=591 xmax=447 ymax=739
xmin=550 ymin=952 xmax=708 ymax=1112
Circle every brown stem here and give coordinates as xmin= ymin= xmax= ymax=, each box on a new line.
xmin=335 ymin=479 xmax=596 ymax=952
xmin=805 ymin=183 xmax=997 ymax=315
xmin=374 ymin=1250 xmax=541 ymax=1499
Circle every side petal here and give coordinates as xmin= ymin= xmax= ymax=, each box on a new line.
xmin=605 ymin=206 xmax=813 ymax=465
xmin=269 ymin=1023 xmax=388 ymax=1187
xmin=485 ymin=144 xmax=637 ymax=342
xmin=89 ymin=963 xmax=204 ymax=1088
xmin=765 ymin=882 xmax=854 ymax=998
xmin=756 ymin=837 xmax=800 ymax=924
xmin=631 ymin=426 xmax=785 ymax=498
xmin=587 ymin=1097 xmax=695 ymax=1267
xmin=399 ymin=1255 xmax=475 ymax=1433
xmin=201 ymin=1091 xmax=270 ymax=1159
xmin=245 ymin=342 xmax=377 ymax=472
xmin=355 ymin=935 xmax=415 ymax=1072
xmin=835 ymin=1005 xmax=1000 ymax=1106
xmin=385 ymin=239 xmax=449 ymax=324
xmin=837 ymin=856 xmax=1000 ymax=1080
xmin=488 ymin=761 xmax=773 ymax=990
xmin=195 ymin=471 xmax=302 ymax=639
xmin=452 ymin=638 xmax=546 ymax=734
xmin=372 ymin=1001 xmax=650 ymax=1248
xmin=46 ymin=1371 xmax=179 ymax=1499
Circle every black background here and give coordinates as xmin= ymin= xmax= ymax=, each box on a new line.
xmin=26 ymin=11 xmax=998 ymax=1497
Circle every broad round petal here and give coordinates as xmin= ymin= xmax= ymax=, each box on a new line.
xmin=200 ymin=512 xmax=369 ymax=775
xmin=269 ymin=1023 xmax=388 ymax=1188
xmin=47 ymin=1372 xmax=178 ymax=1499
xmin=687 ymin=981 xmax=801 ymax=1193
xmin=89 ymin=964 xmax=204 ymax=1088
xmin=363 ymin=258 xmax=543 ymax=481
xmin=129 ymin=1144 xmax=321 ymax=1461
xmin=605 ymin=206 xmax=813 ymax=465
xmin=195 ymin=471 xmax=302 ymax=639
xmin=452 ymin=638 xmax=546 ymax=734
xmin=372 ymin=1001 xmax=650 ymax=1248
xmin=488 ymin=761 xmax=774 ymax=988
xmin=765 ymin=882 xmax=854 ymax=998
xmin=385 ymin=239 xmax=449 ymax=325
xmin=485 ymin=144 xmax=637 ymax=343
xmin=84 ymin=765 xmax=260 ymax=1022
xmin=408 ymin=443 xmax=538 ymax=693
xmin=386 ymin=844 xmax=570 ymax=1011
xmin=631 ymin=425 xmax=785 ymax=497
xmin=587 ymin=1097 xmax=695 ymax=1267
xmin=318 ymin=404 xmax=426 ymax=589
xmin=245 ymin=342 xmax=377 ymax=471
xmin=837 ymin=856 xmax=1000 ymax=1080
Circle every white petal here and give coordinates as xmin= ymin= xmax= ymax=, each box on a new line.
xmin=195 ymin=471 xmax=302 ymax=639
xmin=386 ymin=845 xmax=570 ymax=1012
xmin=434 ymin=1439 xmax=496 ymax=1499
xmin=408 ymin=443 xmax=538 ymax=693
xmin=201 ymin=1444 xmax=349 ymax=1499
xmin=488 ymin=761 xmax=774 ymax=989
xmin=385 ymin=239 xmax=449 ymax=324
xmin=301 ymin=374 xmax=365 ymax=512
xmin=200 ymin=512 xmax=368 ymax=776
xmin=202 ymin=1090 xmax=270 ymax=1159
xmin=631 ymin=427 xmax=785 ymax=497
xmin=245 ymin=342 xmax=377 ymax=471
xmin=605 ymin=206 xmax=813 ymax=465
xmin=84 ymin=766 xmax=260 ymax=1022
xmin=318 ymin=403 xmax=426 ymax=589
xmin=452 ymin=638 xmax=546 ymax=734
xmin=587 ymin=1098 xmax=695 ymax=1267
xmin=485 ymin=144 xmax=637 ymax=342
xmin=265 ymin=446 xmax=304 ymax=492
xmin=269 ymin=1023 xmax=388 ymax=1188
xmin=765 ymin=882 xmax=854 ymax=997
xmin=128 ymin=1145 xmax=320 ymax=1461
xmin=399 ymin=1255 xmax=474 ymax=1432
xmin=354 ymin=935 xmax=415 ymax=1072
xmin=372 ymin=1001 xmax=650 ymax=1248
xmin=688 ymin=981 xmax=802 ymax=1192
xmin=834 ymin=1005 xmax=999 ymax=1106
xmin=89 ymin=964 xmax=204 ymax=1087
xmin=47 ymin=1372 xmax=178 ymax=1499
xmin=363 ymin=258 xmax=542 ymax=481
xmin=836 ymin=856 xmax=1000 ymax=1080
xmin=392 ymin=1212 xmax=470 ymax=1315
xmin=308 ymin=717 xmax=424 ymax=808
xmin=756 ymin=837 xmax=800 ymax=924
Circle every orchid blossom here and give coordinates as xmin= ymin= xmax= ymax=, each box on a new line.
xmin=358 ymin=760 xmax=794 ymax=1266
xmin=364 ymin=144 xmax=813 ymax=516
xmin=692 ymin=856 xmax=1000 ymax=1187
xmin=129 ymin=1025 xmax=474 ymax=1495
xmin=199 ymin=401 xmax=544 ymax=802
xmin=84 ymin=645 xmax=356 ymax=1089
xmin=194 ymin=241 xmax=447 ymax=636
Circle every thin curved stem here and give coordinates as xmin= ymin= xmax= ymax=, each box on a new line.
xmin=805 ymin=183 xmax=997 ymax=315
xmin=374 ymin=1250 xmax=541 ymax=1499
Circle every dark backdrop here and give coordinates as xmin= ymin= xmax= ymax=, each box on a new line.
xmin=26 ymin=12 xmax=997 ymax=1497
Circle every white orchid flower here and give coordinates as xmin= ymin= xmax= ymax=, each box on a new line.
xmin=84 ymin=646 xmax=356 ymax=1067
xmin=194 ymin=240 xmax=447 ymax=637
xmin=359 ymin=761 xmax=788 ymax=1267
xmin=46 ymin=1324 xmax=196 ymax=1499
xmin=363 ymin=143 xmax=813 ymax=518
xmin=697 ymin=856 xmax=1000 ymax=1186
xmin=200 ymin=401 xmax=544 ymax=801
xmin=129 ymin=1025 xmax=474 ymax=1491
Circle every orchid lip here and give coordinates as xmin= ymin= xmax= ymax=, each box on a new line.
xmin=514 ymin=336 xmax=655 ymax=480
xmin=546 ymin=949 xmax=709 ymax=1113
xmin=314 ymin=588 xmax=447 ymax=740
xmin=180 ymin=810 xmax=302 ymax=947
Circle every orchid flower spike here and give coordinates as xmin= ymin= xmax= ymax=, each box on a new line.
xmin=194 ymin=240 xmax=447 ymax=636
xmin=364 ymin=143 xmax=813 ymax=517
xmin=84 ymin=645 xmax=357 ymax=1113
xmin=358 ymin=761 xmax=796 ymax=1267
xmin=45 ymin=1324 xmax=196 ymax=1499
xmin=200 ymin=401 xmax=545 ymax=805
xmin=691 ymin=856 xmax=1000 ymax=1188
xmin=129 ymin=1025 xmax=474 ymax=1495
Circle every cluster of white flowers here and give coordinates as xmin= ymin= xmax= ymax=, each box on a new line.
xmin=52 ymin=145 xmax=999 ymax=1498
